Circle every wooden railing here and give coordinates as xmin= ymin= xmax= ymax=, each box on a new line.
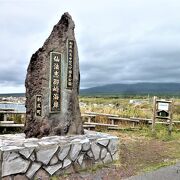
xmin=1 ymin=110 xmax=180 ymax=130
xmin=0 ymin=110 xmax=25 ymax=128
xmin=82 ymin=112 xmax=180 ymax=130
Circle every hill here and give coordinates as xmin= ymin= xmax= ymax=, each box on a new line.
xmin=0 ymin=93 xmax=25 ymax=97
xmin=80 ymin=83 xmax=180 ymax=96
xmin=1 ymin=83 xmax=180 ymax=97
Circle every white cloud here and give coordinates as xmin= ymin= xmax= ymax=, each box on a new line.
xmin=0 ymin=0 xmax=180 ymax=92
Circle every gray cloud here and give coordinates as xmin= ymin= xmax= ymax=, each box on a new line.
xmin=1 ymin=0 xmax=180 ymax=92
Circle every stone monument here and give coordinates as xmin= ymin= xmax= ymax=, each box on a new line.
xmin=0 ymin=13 xmax=119 ymax=180
xmin=24 ymin=12 xmax=83 ymax=138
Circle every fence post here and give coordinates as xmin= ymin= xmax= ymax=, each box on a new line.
xmin=168 ymin=99 xmax=173 ymax=136
xmin=3 ymin=114 xmax=7 ymax=121
xmin=152 ymin=96 xmax=157 ymax=134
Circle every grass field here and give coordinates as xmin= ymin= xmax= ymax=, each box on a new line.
xmin=77 ymin=96 xmax=180 ymax=179
xmin=55 ymin=127 xmax=180 ymax=180
xmin=2 ymin=95 xmax=180 ymax=179
xmin=80 ymin=96 xmax=180 ymax=121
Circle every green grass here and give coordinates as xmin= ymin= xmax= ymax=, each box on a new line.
xmin=3 ymin=95 xmax=180 ymax=179
xmin=80 ymin=96 xmax=180 ymax=122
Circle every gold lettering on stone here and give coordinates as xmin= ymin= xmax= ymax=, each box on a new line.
xmin=50 ymin=52 xmax=61 ymax=112
xmin=36 ymin=95 xmax=42 ymax=116
xmin=67 ymin=40 xmax=74 ymax=89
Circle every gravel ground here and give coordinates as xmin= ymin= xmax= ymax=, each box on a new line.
xmin=57 ymin=131 xmax=180 ymax=180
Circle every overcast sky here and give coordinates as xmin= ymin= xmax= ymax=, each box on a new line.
xmin=1 ymin=0 xmax=180 ymax=93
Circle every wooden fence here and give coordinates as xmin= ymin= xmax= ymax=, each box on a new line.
xmin=1 ymin=110 xmax=180 ymax=131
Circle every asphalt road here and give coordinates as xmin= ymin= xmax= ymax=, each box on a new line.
xmin=125 ymin=163 xmax=180 ymax=180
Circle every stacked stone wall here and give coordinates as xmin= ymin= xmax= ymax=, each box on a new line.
xmin=0 ymin=131 xmax=119 ymax=179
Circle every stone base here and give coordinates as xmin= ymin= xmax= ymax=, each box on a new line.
xmin=0 ymin=130 xmax=119 ymax=180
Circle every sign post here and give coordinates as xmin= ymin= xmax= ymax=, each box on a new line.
xmin=168 ymin=100 xmax=174 ymax=136
xmin=152 ymin=96 xmax=173 ymax=135
xmin=152 ymin=96 xmax=157 ymax=134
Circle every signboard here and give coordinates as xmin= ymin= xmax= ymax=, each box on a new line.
xmin=157 ymin=111 xmax=169 ymax=118
xmin=152 ymin=96 xmax=173 ymax=135
xmin=67 ymin=40 xmax=74 ymax=89
xmin=36 ymin=95 xmax=42 ymax=116
xmin=50 ymin=52 xmax=61 ymax=112
xmin=158 ymin=102 xmax=169 ymax=111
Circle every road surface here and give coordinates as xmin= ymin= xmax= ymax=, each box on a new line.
xmin=125 ymin=163 xmax=180 ymax=180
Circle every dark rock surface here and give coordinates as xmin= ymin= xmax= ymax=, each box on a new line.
xmin=24 ymin=12 xmax=83 ymax=138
